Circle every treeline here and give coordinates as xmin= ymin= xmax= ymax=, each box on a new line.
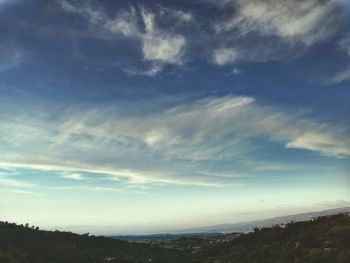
xmin=193 ymin=213 xmax=350 ymax=263
xmin=0 ymin=221 xmax=190 ymax=263
xmin=1 ymin=213 xmax=349 ymax=263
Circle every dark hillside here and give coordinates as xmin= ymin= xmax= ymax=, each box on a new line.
xmin=0 ymin=222 xmax=189 ymax=263
xmin=193 ymin=214 xmax=350 ymax=263
xmin=1 ymin=213 xmax=349 ymax=263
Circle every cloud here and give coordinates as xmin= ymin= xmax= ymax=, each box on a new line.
xmin=0 ymin=166 xmax=40 ymax=194
xmin=140 ymin=9 xmax=186 ymax=65
xmin=213 ymin=48 xmax=239 ymax=65
xmin=0 ymin=42 xmax=24 ymax=72
xmin=1 ymin=189 xmax=42 ymax=196
xmin=61 ymin=173 xmax=86 ymax=181
xmin=59 ymin=0 xmax=105 ymax=25
xmin=0 ymin=96 xmax=348 ymax=186
xmin=123 ymin=63 xmax=163 ymax=77
xmin=142 ymin=29 xmax=185 ymax=64
xmin=58 ymin=1 xmax=188 ymax=75
xmin=55 ymin=0 xmax=347 ymax=71
xmin=328 ymin=36 xmax=350 ymax=83
xmin=210 ymin=0 xmax=343 ymax=64
xmin=285 ymin=131 xmax=350 ymax=157
xmin=329 ymin=65 xmax=350 ymax=83
xmin=0 ymin=161 xmax=223 ymax=187
xmin=103 ymin=7 xmax=139 ymax=38
xmin=93 ymin=187 xmax=120 ymax=193
xmin=215 ymin=0 xmax=341 ymax=45
xmin=339 ymin=36 xmax=350 ymax=57
xmin=0 ymin=177 xmax=36 ymax=188
xmin=231 ymin=68 xmax=242 ymax=74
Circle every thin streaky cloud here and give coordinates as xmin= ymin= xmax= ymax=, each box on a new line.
xmin=0 ymin=177 xmax=36 ymax=188
xmin=0 ymin=96 xmax=348 ymax=189
xmin=1 ymin=189 xmax=42 ymax=196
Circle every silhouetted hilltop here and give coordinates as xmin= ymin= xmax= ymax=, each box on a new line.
xmin=183 ymin=207 xmax=350 ymax=233
xmin=0 ymin=221 xmax=189 ymax=263
xmin=1 ymin=212 xmax=350 ymax=263
xmin=192 ymin=213 xmax=350 ymax=263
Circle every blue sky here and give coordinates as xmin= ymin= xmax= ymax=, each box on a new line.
xmin=0 ymin=0 xmax=349 ymax=234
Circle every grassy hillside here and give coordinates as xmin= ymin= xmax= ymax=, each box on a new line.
xmin=1 ymin=213 xmax=349 ymax=263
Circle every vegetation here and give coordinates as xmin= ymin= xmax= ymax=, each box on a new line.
xmin=1 ymin=213 xmax=349 ymax=263
xmin=0 ymin=222 xmax=190 ymax=263
xmin=193 ymin=214 xmax=350 ymax=263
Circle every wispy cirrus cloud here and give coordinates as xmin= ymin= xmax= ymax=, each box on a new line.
xmin=58 ymin=0 xmax=190 ymax=75
xmin=0 ymin=96 xmax=348 ymax=186
xmin=45 ymin=0 xmax=348 ymax=76
xmin=1 ymin=189 xmax=42 ymax=196
xmin=328 ymin=35 xmax=350 ymax=83
xmin=1 ymin=0 xmax=346 ymax=78
xmin=0 ymin=42 xmax=24 ymax=72
xmin=215 ymin=0 xmax=340 ymax=45
xmin=0 ymin=177 xmax=36 ymax=188
xmin=330 ymin=66 xmax=350 ymax=83
xmin=210 ymin=0 xmax=343 ymax=65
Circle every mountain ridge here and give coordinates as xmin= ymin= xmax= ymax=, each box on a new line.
xmin=179 ymin=206 xmax=350 ymax=234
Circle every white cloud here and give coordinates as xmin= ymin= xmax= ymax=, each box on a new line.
xmin=142 ymin=34 xmax=185 ymax=64
xmin=210 ymin=0 xmax=342 ymax=65
xmin=123 ymin=63 xmax=163 ymax=77
xmin=159 ymin=6 xmax=193 ymax=24
xmin=216 ymin=0 xmax=340 ymax=46
xmin=59 ymin=2 xmax=187 ymax=74
xmin=0 ymin=96 xmax=348 ymax=187
xmin=59 ymin=0 xmax=105 ymax=24
xmin=0 ymin=177 xmax=36 ymax=188
xmin=328 ymin=36 xmax=350 ymax=83
xmin=1 ymin=189 xmax=42 ymax=196
xmin=285 ymin=131 xmax=350 ymax=157
xmin=329 ymin=65 xmax=350 ymax=83
xmin=213 ymin=48 xmax=239 ymax=65
xmin=104 ymin=8 xmax=139 ymax=38
xmin=339 ymin=35 xmax=350 ymax=57
xmin=140 ymin=9 xmax=186 ymax=64
xmin=61 ymin=173 xmax=86 ymax=181
xmin=0 ymin=161 xmax=223 ymax=187
xmin=58 ymin=0 xmax=345 ymax=70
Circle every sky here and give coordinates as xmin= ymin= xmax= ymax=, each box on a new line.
xmin=0 ymin=0 xmax=349 ymax=235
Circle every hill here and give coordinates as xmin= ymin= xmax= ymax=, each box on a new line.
xmin=0 ymin=222 xmax=190 ymax=263
xmin=191 ymin=213 xmax=350 ymax=262
xmin=182 ymin=207 xmax=350 ymax=233
xmin=1 ymin=212 xmax=350 ymax=262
